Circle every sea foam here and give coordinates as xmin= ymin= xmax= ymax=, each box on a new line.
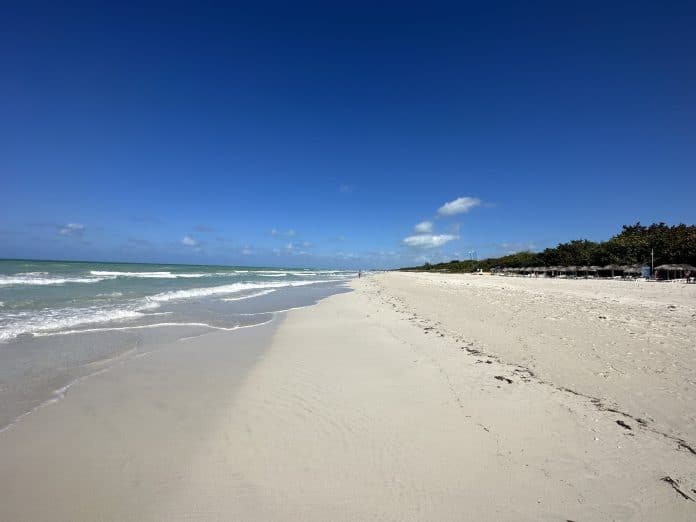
xmin=90 ymin=270 xmax=208 ymax=278
xmin=0 ymin=306 xmax=147 ymax=342
xmin=221 ymin=289 xmax=277 ymax=301
xmin=0 ymin=279 xmax=339 ymax=342
xmin=147 ymin=279 xmax=334 ymax=303
xmin=0 ymin=274 xmax=112 ymax=286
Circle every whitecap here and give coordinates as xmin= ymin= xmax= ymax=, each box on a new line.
xmin=0 ymin=274 xmax=112 ymax=286
xmin=0 ymin=306 xmax=148 ymax=342
xmin=147 ymin=279 xmax=334 ymax=303
xmin=221 ymin=289 xmax=277 ymax=301
xmin=90 ymin=270 xmax=208 ymax=279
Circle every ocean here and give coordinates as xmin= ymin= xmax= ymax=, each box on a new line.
xmin=0 ymin=259 xmax=354 ymax=430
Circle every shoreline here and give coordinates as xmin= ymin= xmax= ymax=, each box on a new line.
xmin=0 ymin=317 xmax=283 ymax=520
xmin=0 ymin=279 xmax=350 ymax=433
xmin=1 ymin=273 xmax=694 ymax=520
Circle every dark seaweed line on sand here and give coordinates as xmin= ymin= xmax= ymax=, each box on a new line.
xmin=367 ymin=278 xmax=696 ymax=503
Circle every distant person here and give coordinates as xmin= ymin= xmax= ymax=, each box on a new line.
xmin=358 ymin=270 xmax=362 ymax=278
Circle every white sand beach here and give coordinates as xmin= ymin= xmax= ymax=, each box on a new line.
xmin=1 ymin=272 xmax=695 ymax=520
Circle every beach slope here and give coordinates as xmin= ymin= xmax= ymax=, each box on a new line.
xmin=1 ymin=272 xmax=695 ymax=520
xmin=157 ymin=273 xmax=696 ymax=520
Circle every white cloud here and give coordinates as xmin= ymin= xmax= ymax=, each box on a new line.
xmin=437 ymin=196 xmax=481 ymax=216
xmin=58 ymin=223 xmax=85 ymax=236
xmin=271 ymin=228 xmax=296 ymax=237
xmin=402 ymin=234 xmax=458 ymax=248
xmin=181 ymin=235 xmax=198 ymax=247
xmin=414 ymin=221 xmax=433 ymax=233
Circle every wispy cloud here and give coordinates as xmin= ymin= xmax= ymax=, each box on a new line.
xmin=271 ymin=228 xmax=296 ymax=237
xmin=194 ymin=224 xmax=215 ymax=232
xmin=58 ymin=223 xmax=85 ymax=236
xmin=414 ymin=221 xmax=433 ymax=233
xmin=181 ymin=235 xmax=198 ymax=247
xmin=402 ymin=234 xmax=458 ymax=248
xmin=437 ymin=196 xmax=481 ymax=216
xmin=339 ymin=184 xmax=354 ymax=194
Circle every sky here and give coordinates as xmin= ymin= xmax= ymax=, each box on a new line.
xmin=1 ymin=1 xmax=694 ymax=269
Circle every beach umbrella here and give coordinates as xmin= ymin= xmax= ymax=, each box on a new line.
xmin=657 ymin=263 xmax=696 ymax=279
xmin=655 ymin=264 xmax=670 ymax=278
xmin=677 ymin=264 xmax=696 ymax=281
xmin=603 ymin=264 xmax=622 ymax=277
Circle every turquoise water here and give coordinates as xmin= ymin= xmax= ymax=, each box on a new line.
xmin=0 ymin=259 xmax=354 ymax=431
xmin=0 ymin=259 xmax=354 ymax=341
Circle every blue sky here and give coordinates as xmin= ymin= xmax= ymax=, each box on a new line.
xmin=1 ymin=2 xmax=694 ymax=269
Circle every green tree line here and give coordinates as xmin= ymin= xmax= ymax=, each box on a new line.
xmin=399 ymin=223 xmax=696 ymax=272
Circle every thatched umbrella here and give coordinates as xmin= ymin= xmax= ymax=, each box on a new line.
xmin=623 ymin=265 xmax=641 ymax=275
xmin=603 ymin=264 xmax=623 ymax=277
xmin=656 ymin=263 xmax=675 ymax=279
xmin=656 ymin=263 xmax=696 ymax=279
xmin=678 ymin=264 xmax=696 ymax=282
xmin=566 ymin=266 xmax=578 ymax=278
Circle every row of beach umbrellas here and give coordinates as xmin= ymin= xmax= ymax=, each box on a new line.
xmin=497 ymin=263 xmax=696 ymax=277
